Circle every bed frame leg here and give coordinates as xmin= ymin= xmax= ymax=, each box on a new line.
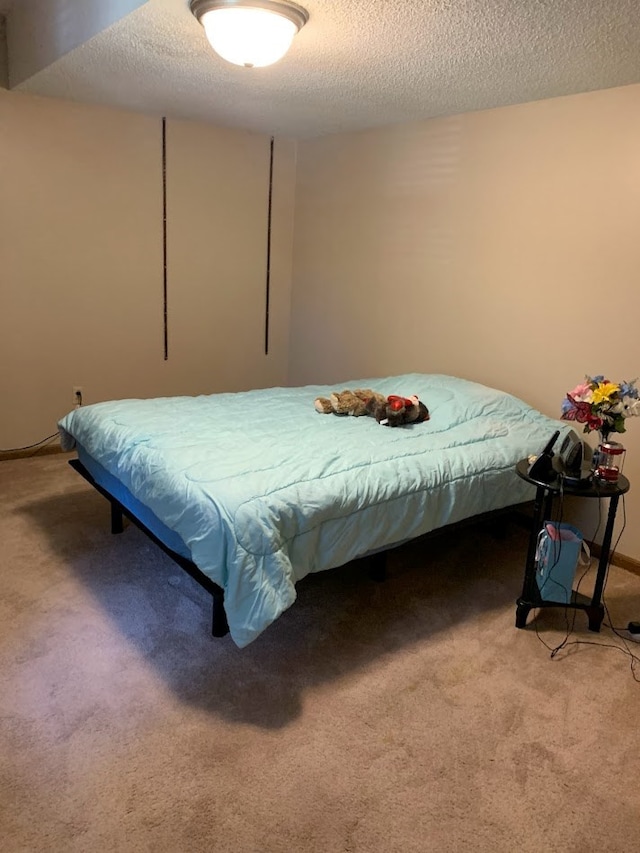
xmin=111 ymin=501 xmax=124 ymax=534
xmin=368 ymin=551 xmax=387 ymax=582
xmin=211 ymin=590 xmax=229 ymax=637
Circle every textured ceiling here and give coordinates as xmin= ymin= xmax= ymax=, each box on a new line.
xmin=3 ymin=0 xmax=640 ymax=137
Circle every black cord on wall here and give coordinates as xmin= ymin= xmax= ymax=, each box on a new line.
xmin=265 ymin=136 xmax=274 ymax=356
xmin=162 ymin=116 xmax=168 ymax=361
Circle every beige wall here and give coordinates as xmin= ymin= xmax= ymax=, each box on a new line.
xmin=0 ymin=89 xmax=294 ymax=448
xmin=2 ymin=81 xmax=639 ymax=560
xmin=290 ymin=84 xmax=640 ymax=560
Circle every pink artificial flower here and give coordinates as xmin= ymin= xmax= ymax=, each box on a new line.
xmin=569 ymin=382 xmax=593 ymax=402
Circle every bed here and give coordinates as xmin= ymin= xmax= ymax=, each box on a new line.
xmin=58 ymin=373 xmax=569 ymax=647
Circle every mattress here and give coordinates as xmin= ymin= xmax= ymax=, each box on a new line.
xmin=58 ymin=373 xmax=569 ymax=646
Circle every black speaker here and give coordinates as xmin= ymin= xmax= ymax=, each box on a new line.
xmin=558 ymin=429 xmax=584 ymax=474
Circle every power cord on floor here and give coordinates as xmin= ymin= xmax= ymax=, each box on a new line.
xmin=1 ymin=432 xmax=59 ymax=456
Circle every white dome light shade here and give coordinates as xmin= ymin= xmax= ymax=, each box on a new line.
xmin=202 ymin=8 xmax=295 ymax=67
xmin=190 ymin=1 xmax=309 ymax=69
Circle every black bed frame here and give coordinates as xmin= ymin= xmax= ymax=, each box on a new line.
xmin=69 ymin=457 xmax=390 ymax=639
xmin=69 ymin=457 xmax=527 ymax=640
xmin=70 ymin=458 xmax=232 ymax=637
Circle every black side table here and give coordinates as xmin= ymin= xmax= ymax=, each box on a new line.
xmin=515 ymin=459 xmax=630 ymax=632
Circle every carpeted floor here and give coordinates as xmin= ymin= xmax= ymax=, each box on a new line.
xmin=2 ymin=453 xmax=640 ymax=852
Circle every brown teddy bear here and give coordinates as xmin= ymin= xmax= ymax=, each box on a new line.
xmin=314 ymin=388 xmax=387 ymax=416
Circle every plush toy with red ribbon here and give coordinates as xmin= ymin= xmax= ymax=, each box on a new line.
xmin=368 ymin=394 xmax=430 ymax=427
xmin=314 ymin=389 xmax=429 ymax=427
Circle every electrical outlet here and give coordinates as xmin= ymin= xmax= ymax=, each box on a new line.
xmin=72 ymin=386 xmax=84 ymax=407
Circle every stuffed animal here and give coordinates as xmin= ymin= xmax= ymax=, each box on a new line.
xmin=368 ymin=394 xmax=430 ymax=427
xmin=314 ymin=388 xmax=387 ymax=417
xmin=314 ymin=389 xmax=429 ymax=427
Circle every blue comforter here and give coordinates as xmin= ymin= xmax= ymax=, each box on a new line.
xmin=58 ymin=374 xmax=567 ymax=647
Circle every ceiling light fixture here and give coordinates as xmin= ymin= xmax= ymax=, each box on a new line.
xmin=190 ymin=0 xmax=309 ymax=68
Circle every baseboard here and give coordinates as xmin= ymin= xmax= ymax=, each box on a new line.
xmin=0 ymin=442 xmax=64 ymax=462
xmin=589 ymin=542 xmax=640 ymax=577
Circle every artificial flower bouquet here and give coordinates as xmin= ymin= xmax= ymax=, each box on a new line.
xmin=561 ymin=375 xmax=640 ymax=436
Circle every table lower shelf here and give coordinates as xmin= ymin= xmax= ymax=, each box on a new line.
xmin=516 ymin=591 xmax=605 ymax=632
